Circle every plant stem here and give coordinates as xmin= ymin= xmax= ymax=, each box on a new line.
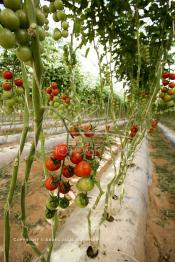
xmin=3 ymin=63 xmax=30 ymax=262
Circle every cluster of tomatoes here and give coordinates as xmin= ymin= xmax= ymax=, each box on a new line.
xmin=0 ymin=70 xmax=24 ymax=112
xmin=2 ymin=70 xmax=23 ymax=90
xmin=69 ymin=123 xmax=95 ymax=138
xmin=148 ymin=118 xmax=158 ymax=134
xmin=159 ymin=71 xmax=175 ymax=103
xmin=0 ymin=0 xmax=47 ymax=60
xmin=129 ymin=124 xmax=139 ymax=138
xmin=46 ymin=82 xmax=59 ymax=101
xmin=44 ymin=124 xmax=103 ymax=219
xmin=47 ymin=0 xmax=69 ymax=40
xmin=46 ymin=81 xmax=71 ymax=107
xmin=0 ymin=0 xmax=68 ymax=61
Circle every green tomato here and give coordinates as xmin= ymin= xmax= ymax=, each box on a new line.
xmin=2 ymin=91 xmax=13 ymax=100
xmin=15 ymin=29 xmax=30 ymax=45
xmin=16 ymin=9 xmax=29 ymax=29
xmin=5 ymin=98 xmax=16 ymax=107
xmin=15 ymin=88 xmax=24 ymax=95
xmin=0 ymin=8 xmax=20 ymax=31
xmin=62 ymin=21 xmax=69 ymax=30
xmin=16 ymin=46 xmax=32 ymax=62
xmin=47 ymin=196 xmax=59 ymax=211
xmin=16 ymin=96 xmax=24 ymax=104
xmin=76 ymin=177 xmax=95 ymax=192
xmin=38 ymin=26 xmax=46 ymax=41
xmin=75 ymin=193 xmax=89 ymax=208
xmin=53 ymin=96 xmax=59 ymax=102
xmin=56 ymin=10 xmax=66 ymax=21
xmin=53 ymin=102 xmax=60 ymax=108
xmin=0 ymin=28 xmax=16 ymax=49
xmin=54 ymin=0 xmax=64 ymax=10
xmin=3 ymin=0 xmax=21 ymax=11
xmin=44 ymin=25 xmax=49 ymax=31
xmin=61 ymin=30 xmax=68 ymax=38
xmin=45 ymin=207 xmax=56 ymax=219
xmin=36 ymin=9 xmax=45 ymax=26
xmin=43 ymin=5 xmax=49 ymax=13
xmin=45 ymin=18 xmax=49 ymax=25
xmin=5 ymin=107 xmax=14 ymax=114
xmin=53 ymin=29 xmax=61 ymax=41
xmin=49 ymin=2 xmax=56 ymax=13
xmin=53 ymin=12 xmax=59 ymax=22
xmin=58 ymin=197 xmax=70 ymax=209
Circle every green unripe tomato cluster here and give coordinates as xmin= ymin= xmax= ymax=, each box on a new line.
xmin=48 ymin=0 xmax=69 ymax=41
xmin=0 ymin=0 xmax=48 ymax=63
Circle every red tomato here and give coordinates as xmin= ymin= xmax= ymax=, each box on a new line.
xmin=161 ymin=87 xmax=167 ymax=93
xmin=45 ymin=157 xmax=61 ymax=171
xmin=130 ymin=124 xmax=139 ymax=133
xmin=70 ymin=151 xmax=83 ymax=164
xmin=85 ymin=148 xmax=93 ymax=159
xmin=95 ymin=148 xmax=103 ymax=158
xmin=50 ymin=82 xmax=57 ymax=89
xmin=46 ymin=87 xmax=52 ymax=94
xmin=52 ymin=89 xmax=59 ymax=96
xmin=52 ymin=144 xmax=67 ymax=160
xmin=14 ymin=78 xmax=23 ymax=86
xmin=2 ymin=82 xmax=12 ymax=91
xmin=130 ymin=131 xmax=137 ymax=138
xmin=148 ymin=128 xmax=154 ymax=134
xmin=83 ymin=124 xmax=94 ymax=138
xmin=74 ymin=161 xmax=92 ymax=177
xmin=60 ymin=93 xmax=67 ymax=100
xmin=69 ymin=126 xmax=80 ymax=137
xmin=162 ymin=71 xmax=169 ymax=79
xmin=48 ymin=94 xmax=53 ymax=101
xmin=151 ymin=119 xmax=158 ymax=128
xmin=162 ymin=79 xmax=169 ymax=86
xmin=169 ymin=82 xmax=175 ymax=88
xmin=65 ymin=97 xmax=70 ymax=104
xmin=62 ymin=165 xmax=74 ymax=178
xmin=2 ymin=70 xmax=13 ymax=80
xmin=168 ymin=89 xmax=175 ymax=95
xmin=169 ymin=73 xmax=175 ymax=80
xmin=45 ymin=176 xmax=59 ymax=191
xmin=59 ymin=181 xmax=71 ymax=194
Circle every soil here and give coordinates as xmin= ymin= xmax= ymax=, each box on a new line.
xmin=146 ymin=129 xmax=175 ymax=262
xmin=0 ymin=134 xmax=118 ymax=262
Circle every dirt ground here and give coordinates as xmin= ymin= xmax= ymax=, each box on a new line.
xmin=146 ymin=130 xmax=175 ymax=262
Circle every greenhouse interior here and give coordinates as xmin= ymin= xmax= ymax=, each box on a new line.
xmin=0 ymin=0 xmax=175 ymax=262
